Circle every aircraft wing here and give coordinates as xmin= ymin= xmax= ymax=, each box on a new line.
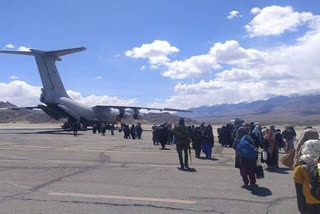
xmin=0 ymin=106 xmax=41 ymax=110
xmin=92 ymin=105 xmax=193 ymax=113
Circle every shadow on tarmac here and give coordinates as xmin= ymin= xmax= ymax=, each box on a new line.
xmin=178 ymin=167 xmax=197 ymax=172
xmin=243 ymin=185 xmax=272 ymax=197
xmin=197 ymin=157 xmax=219 ymax=161
xmin=265 ymin=167 xmax=291 ymax=174
xmin=7 ymin=129 xmax=83 ymax=136
xmin=159 ymin=148 xmax=171 ymax=150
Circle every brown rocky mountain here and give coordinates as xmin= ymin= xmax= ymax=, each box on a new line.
xmin=0 ymin=102 xmax=55 ymax=123
xmin=179 ymin=94 xmax=320 ymax=125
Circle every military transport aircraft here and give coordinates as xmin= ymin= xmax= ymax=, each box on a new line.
xmin=0 ymin=47 xmax=191 ymax=128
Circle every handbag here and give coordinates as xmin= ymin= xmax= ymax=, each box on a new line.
xmin=280 ymin=149 xmax=295 ymax=168
xmin=255 ymin=159 xmax=264 ymax=179
xmin=262 ymin=150 xmax=268 ymax=161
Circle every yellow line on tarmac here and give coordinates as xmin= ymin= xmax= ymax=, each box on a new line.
xmin=48 ymin=192 xmax=197 ymax=204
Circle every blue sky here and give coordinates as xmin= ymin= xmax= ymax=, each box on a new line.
xmin=0 ymin=0 xmax=320 ymax=108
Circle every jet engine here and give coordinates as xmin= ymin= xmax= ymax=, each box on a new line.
xmin=118 ymin=108 xmax=125 ymax=118
xmin=133 ymin=109 xmax=144 ymax=120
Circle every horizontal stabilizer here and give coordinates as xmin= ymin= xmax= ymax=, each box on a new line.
xmin=0 ymin=50 xmax=33 ymax=56
xmin=0 ymin=47 xmax=86 ymax=60
xmin=46 ymin=47 xmax=86 ymax=57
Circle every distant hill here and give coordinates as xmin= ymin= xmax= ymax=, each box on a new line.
xmin=179 ymin=94 xmax=320 ymax=125
xmin=0 ymin=101 xmax=16 ymax=108
xmin=0 ymin=102 xmax=55 ymax=123
xmin=0 ymin=101 xmax=196 ymax=125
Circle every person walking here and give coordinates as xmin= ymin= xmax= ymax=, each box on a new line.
xmin=173 ymin=118 xmax=191 ymax=170
xmin=233 ymin=126 xmax=257 ymax=187
xmin=293 ymin=128 xmax=319 ymax=167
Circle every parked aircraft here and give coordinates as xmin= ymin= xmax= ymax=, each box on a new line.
xmin=0 ymin=47 xmax=191 ymax=128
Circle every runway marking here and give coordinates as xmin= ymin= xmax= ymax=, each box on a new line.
xmin=0 ymin=159 xmax=237 ymax=170
xmin=48 ymin=192 xmax=197 ymax=204
xmin=0 ymin=146 xmax=235 ymax=156
xmin=0 ymin=154 xmax=34 ymax=160
xmin=1 ymin=180 xmax=30 ymax=189
xmin=0 ymin=147 xmax=179 ymax=155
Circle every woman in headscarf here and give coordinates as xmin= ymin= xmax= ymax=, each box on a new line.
xmin=293 ymin=128 xmax=319 ymax=167
xmin=262 ymin=128 xmax=277 ymax=168
xmin=292 ymin=140 xmax=320 ymax=214
xmin=233 ymin=126 xmax=257 ymax=187
xmin=251 ymin=124 xmax=263 ymax=148
xmin=283 ymin=125 xmax=297 ymax=152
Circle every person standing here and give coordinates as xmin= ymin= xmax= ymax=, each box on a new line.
xmin=100 ymin=123 xmax=106 ymax=136
xmin=110 ymin=124 xmax=115 ymax=135
xmin=293 ymin=140 xmax=320 ymax=214
xmin=130 ymin=125 xmax=136 ymax=140
xmin=192 ymin=127 xmax=202 ymax=158
xmin=202 ymin=125 xmax=214 ymax=159
xmin=262 ymin=127 xmax=277 ymax=169
xmin=283 ymin=125 xmax=297 ymax=152
xmin=233 ymin=126 xmax=257 ymax=187
xmin=152 ymin=124 xmax=159 ymax=145
xmin=173 ymin=118 xmax=191 ymax=170
xmin=158 ymin=124 xmax=168 ymax=149
xmin=293 ymin=128 xmax=319 ymax=168
xmin=72 ymin=122 xmax=78 ymax=136
xmin=136 ymin=123 xmax=143 ymax=139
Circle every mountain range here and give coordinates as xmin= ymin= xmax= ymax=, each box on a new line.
xmin=1 ymin=93 xmax=320 ymax=125
xmin=180 ymin=93 xmax=320 ymax=125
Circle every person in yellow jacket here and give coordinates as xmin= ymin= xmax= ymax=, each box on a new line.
xmin=292 ymin=140 xmax=320 ymax=214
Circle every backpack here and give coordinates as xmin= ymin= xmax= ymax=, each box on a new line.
xmin=306 ymin=157 xmax=320 ymax=200
xmin=236 ymin=135 xmax=257 ymax=160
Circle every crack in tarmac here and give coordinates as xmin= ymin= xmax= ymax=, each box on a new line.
xmin=5 ymin=196 xmax=224 ymax=213
xmin=1 ymin=151 xmax=111 ymax=201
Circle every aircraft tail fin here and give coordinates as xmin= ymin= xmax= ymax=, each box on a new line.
xmin=0 ymin=47 xmax=86 ymax=103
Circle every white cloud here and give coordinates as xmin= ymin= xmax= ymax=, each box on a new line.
xmin=162 ymin=54 xmax=220 ymax=79
xmin=67 ymin=90 xmax=137 ymax=107
xmin=251 ymin=8 xmax=261 ymax=15
xmin=0 ymin=81 xmax=41 ymax=106
xmin=5 ymin=43 xmax=15 ymax=49
xmin=17 ymin=46 xmax=31 ymax=51
xmin=9 ymin=75 xmax=19 ymax=80
xmin=159 ymin=40 xmax=264 ymax=79
xmin=246 ymin=5 xmax=314 ymax=37
xmin=125 ymin=40 xmax=179 ymax=66
xmin=125 ymin=6 xmax=320 ymax=108
xmin=96 ymin=76 xmax=103 ymax=80
xmin=0 ymin=80 xmax=137 ymax=107
xmin=150 ymin=28 xmax=320 ymax=108
xmin=209 ymin=40 xmax=248 ymax=63
xmin=227 ymin=10 xmax=240 ymax=19
xmin=140 ymin=65 xmax=146 ymax=71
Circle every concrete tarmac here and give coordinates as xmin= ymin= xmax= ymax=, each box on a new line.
xmin=0 ymin=125 xmax=297 ymax=214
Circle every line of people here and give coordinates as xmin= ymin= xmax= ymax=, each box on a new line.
xmin=121 ymin=122 xmax=143 ymax=140
xmin=152 ymin=122 xmax=214 ymax=159
xmin=230 ymin=122 xmax=320 ymax=213
xmin=92 ymin=123 xmax=115 ymax=136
